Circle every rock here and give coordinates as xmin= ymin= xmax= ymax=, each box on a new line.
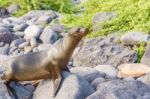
xmin=94 ymin=65 xmax=118 ymax=77
xmin=33 ymin=72 xmax=94 ymax=99
xmin=20 ymin=10 xmax=57 ymax=22
xmin=70 ymin=67 xmax=105 ymax=83
xmin=9 ymin=81 xmax=33 ymax=99
xmin=0 ymin=42 xmax=4 ymax=47
xmin=0 ymin=26 xmax=10 ymax=33
xmin=0 ymin=33 xmax=17 ymax=44
xmin=87 ymin=80 xmax=150 ymax=99
xmin=7 ymin=4 xmax=20 ymax=14
xmin=51 ymin=24 xmax=64 ymax=33
xmin=0 ymin=7 xmax=10 ymax=18
xmin=73 ymin=36 xmax=137 ymax=67
xmin=141 ymin=44 xmax=150 ymax=66
xmin=0 ymin=46 xmax=9 ymax=55
xmin=117 ymin=63 xmax=150 ymax=78
xmin=14 ymin=32 xmax=24 ymax=37
xmin=10 ymin=38 xmax=26 ymax=47
xmin=91 ymin=77 xmax=105 ymax=90
xmin=37 ymin=44 xmax=53 ymax=51
xmin=24 ymin=25 xmax=42 ymax=39
xmin=18 ymin=41 xmax=29 ymax=48
xmin=137 ymin=72 xmax=150 ymax=86
xmin=0 ymin=81 xmax=14 ymax=99
xmin=35 ymin=15 xmax=52 ymax=25
xmin=92 ymin=12 xmax=117 ymax=32
xmin=9 ymin=47 xmax=17 ymax=54
xmin=32 ymin=47 xmax=38 ymax=52
xmin=121 ymin=32 xmax=149 ymax=45
xmin=123 ymin=77 xmax=135 ymax=81
xmin=13 ymin=23 xmax=28 ymax=32
xmin=39 ymin=26 xmax=58 ymax=44
xmin=24 ymin=46 xmax=33 ymax=53
xmin=30 ymin=38 xmax=38 ymax=47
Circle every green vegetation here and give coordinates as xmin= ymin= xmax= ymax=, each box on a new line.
xmin=0 ymin=0 xmax=76 ymax=16
xmin=61 ymin=0 xmax=150 ymax=37
xmin=135 ymin=42 xmax=146 ymax=62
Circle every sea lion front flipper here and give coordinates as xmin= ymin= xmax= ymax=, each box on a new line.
xmin=51 ymin=66 xmax=63 ymax=97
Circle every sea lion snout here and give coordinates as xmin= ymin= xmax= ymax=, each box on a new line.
xmin=70 ymin=27 xmax=89 ymax=37
xmin=79 ymin=28 xmax=89 ymax=36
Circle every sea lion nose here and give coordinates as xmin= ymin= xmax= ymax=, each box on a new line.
xmin=79 ymin=28 xmax=89 ymax=35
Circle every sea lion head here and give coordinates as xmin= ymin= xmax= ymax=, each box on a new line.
xmin=69 ymin=27 xmax=89 ymax=38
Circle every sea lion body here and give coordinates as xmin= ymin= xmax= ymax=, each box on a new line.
xmin=1 ymin=27 xmax=89 ymax=96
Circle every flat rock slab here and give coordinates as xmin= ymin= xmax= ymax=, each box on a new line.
xmin=73 ymin=36 xmax=137 ymax=67
xmin=87 ymin=80 xmax=150 ymax=99
xmin=117 ymin=63 xmax=150 ymax=78
xmin=33 ymin=72 xmax=94 ymax=99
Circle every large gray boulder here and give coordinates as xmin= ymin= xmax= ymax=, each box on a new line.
xmin=87 ymin=80 xmax=150 ymax=99
xmin=33 ymin=72 xmax=94 ymax=99
xmin=73 ymin=36 xmax=137 ymax=67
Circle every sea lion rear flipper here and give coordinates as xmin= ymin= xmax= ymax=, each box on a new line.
xmin=51 ymin=66 xmax=63 ymax=97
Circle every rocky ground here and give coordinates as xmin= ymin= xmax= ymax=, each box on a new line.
xmin=0 ymin=4 xmax=150 ymax=99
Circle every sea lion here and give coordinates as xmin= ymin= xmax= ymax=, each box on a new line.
xmin=0 ymin=27 xmax=89 ymax=97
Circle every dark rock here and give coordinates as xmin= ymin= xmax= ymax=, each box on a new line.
xmin=0 ymin=32 xmax=18 ymax=44
xmin=33 ymin=72 xmax=94 ymax=99
xmin=10 ymin=38 xmax=26 ymax=47
xmin=92 ymin=12 xmax=117 ymax=32
xmin=87 ymin=80 xmax=150 ymax=99
xmin=0 ymin=7 xmax=10 ymax=18
xmin=9 ymin=82 xmax=33 ymax=99
xmin=73 ymin=36 xmax=137 ymax=67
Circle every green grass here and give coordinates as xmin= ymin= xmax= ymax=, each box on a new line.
xmin=0 ymin=0 xmax=76 ymax=16
xmin=61 ymin=0 xmax=150 ymax=37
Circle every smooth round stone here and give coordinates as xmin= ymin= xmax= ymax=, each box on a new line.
xmin=0 ymin=42 xmax=4 ymax=47
xmin=18 ymin=41 xmax=29 ymax=48
xmin=91 ymin=77 xmax=105 ymax=90
xmin=0 ymin=46 xmax=10 ymax=55
xmin=51 ymin=24 xmax=64 ymax=33
xmin=36 ymin=15 xmax=52 ymax=25
xmin=24 ymin=25 xmax=42 ymax=39
xmin=32 ymin=47 xmax=38 ymax=52
xmin=13 ymin=23 xmax=28 ymax=32
xmin=14 ymin=32 xmax=25 ymax=37
xmin=37 ymin=44 xmax=53 ymax=51
xmin=10 ymin=38 xmax=26 ymax=47
xmin=9 ymin=47 xmax=17 ymax=54
xmin=30 ymin=38 xmax=38 ymax=47
xmin=24 ymin=46 xmax=33 ymax=53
